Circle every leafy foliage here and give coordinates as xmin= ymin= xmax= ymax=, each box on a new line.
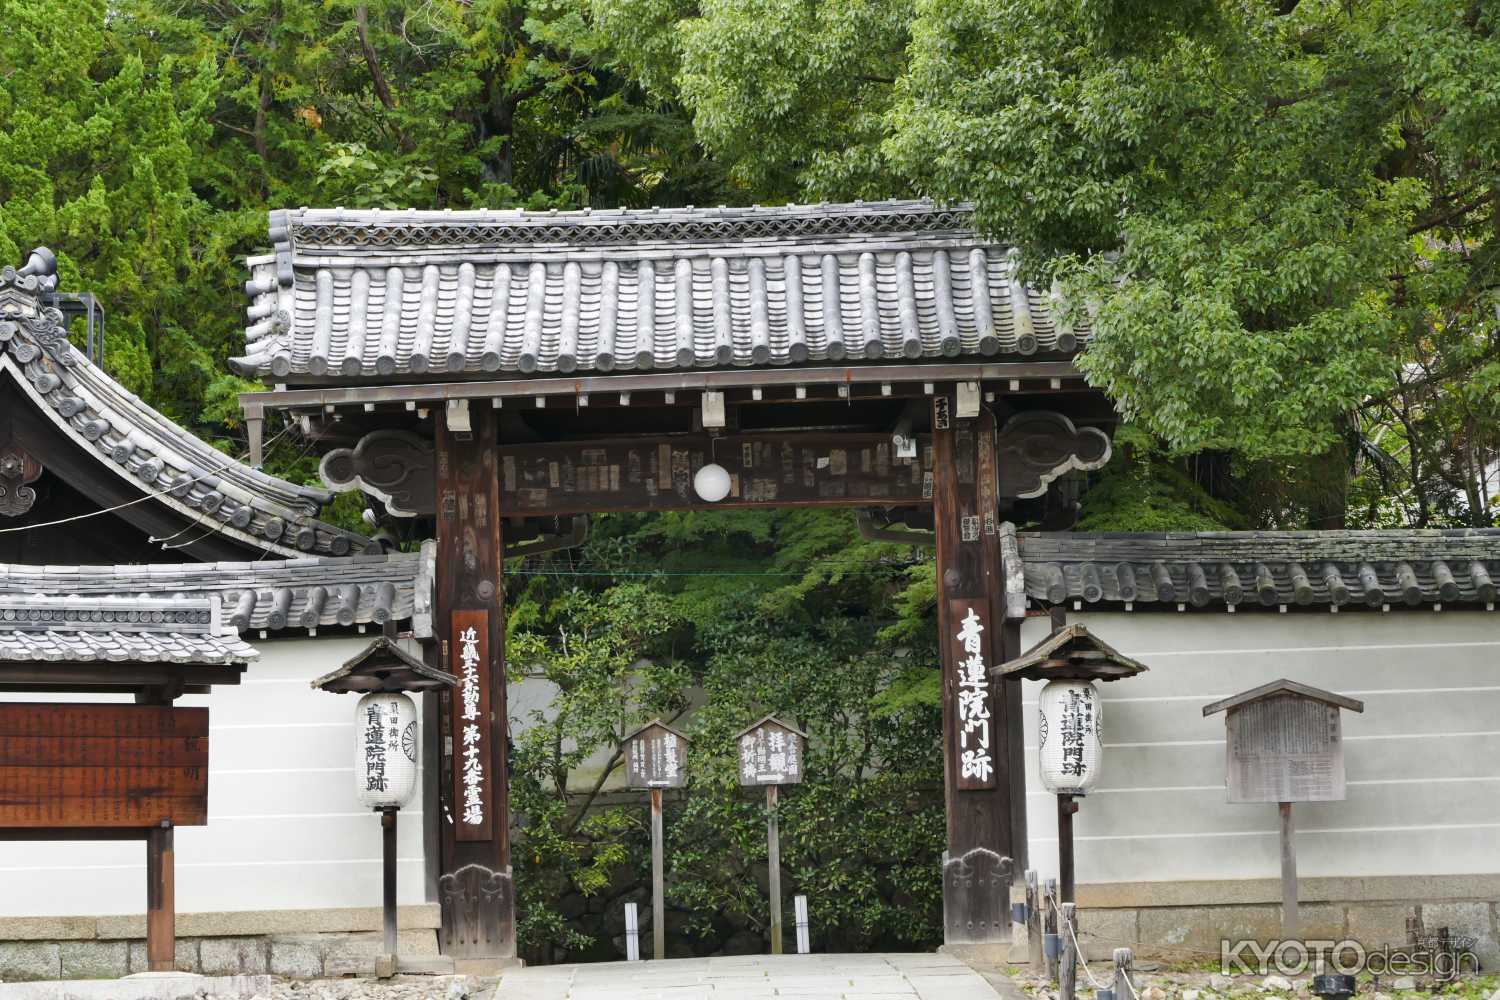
xmin=504 ymin=510 xmax=944 ymax=959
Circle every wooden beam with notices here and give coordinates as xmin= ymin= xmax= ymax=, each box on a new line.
xmin=496 ymin=432 xmax=934 ymax=516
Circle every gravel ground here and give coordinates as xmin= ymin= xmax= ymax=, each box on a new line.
xmin=1010 ymin=966 xmax=1500 ymax=1000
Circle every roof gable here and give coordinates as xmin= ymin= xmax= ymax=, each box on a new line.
xmin=0 ymin=254 xmax=374 ymax=559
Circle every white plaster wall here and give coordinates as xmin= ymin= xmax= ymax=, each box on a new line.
xmin=1019 ymin=611 xmax=1500 ymax=885
xmin=0 ymin=635 xmax=432 ymax=917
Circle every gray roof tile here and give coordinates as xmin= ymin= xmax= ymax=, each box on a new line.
xmin=1011 ymin=528 xmax=1500 ymax=611
xmin=0 ymin=261 xmax=375 ymax=559
xmin=0 ymin=553 xmax=419 ymax=635
xmin=233 ymin=200 xmax=1085 ymax=381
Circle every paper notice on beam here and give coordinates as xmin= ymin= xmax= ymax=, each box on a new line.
xmin=1225 ymin=695 xmax=1345 ymax=803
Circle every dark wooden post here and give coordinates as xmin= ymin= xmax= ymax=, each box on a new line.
xmin=1058 ymin=794 xmax=1078 ymax=904
xmin=382 ymin=807 xmax=399 ymax=961
xmin=650 ymin=787 xmax=665 ymax=961
xmin=145 ymin=823 xmax=174 ymax=971
xmin=767 ymin=784 xmax=782 ymax=955
xmin=1025 ymin=869 xmax=1043 ymax=968
xmin=934 ymin=393 xmax=1014 ymax=949
xmin=435 ymin=405 xmax=515 ymax=965
xmin=1279 ymin=801 xmax=1298 ymax=938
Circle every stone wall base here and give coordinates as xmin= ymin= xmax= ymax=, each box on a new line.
xmin=0 ymin=906 xmax=443 ymax=983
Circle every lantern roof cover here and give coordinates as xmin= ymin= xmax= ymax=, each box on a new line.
xmin=995 ymin=623 xmax=1149 ymax=682
xmin=1202 ymin=678 xmax=1365 ymax=717
xmin=621 ymin=718 xmax=690 ymax=744
xmin=233 ymin=200 xmax=1088 ymax=385
xmin=311 ymin=634 xmax=457 ymax=692
xmin=734 ymin=714 xmax=808 ymax=741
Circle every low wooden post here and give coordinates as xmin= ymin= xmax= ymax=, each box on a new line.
xmin=145 ymin=823 xmax=175 ymax=971
xmin=1025 ymin=869 xmax=1043 ymax=969
xmin=650 ymin=787 xmax=665 ymax=961
xmin=381 ymin=807 xmax=399 ymax=970
xmin=1058 ymin=902 xmax=1078 ymax=1000
xmin=1044 ymin=877 xmax=1060 ymax=983
xmin=1279 ymin=802 xmax=1298 ymax=938
xmin=767 ymin=785 xmax=783 ymax=955
xmin=1113 ymin=947 xmax=1135 ymax=1000
xmin=625 ymin=902 xmax=640 ymax=961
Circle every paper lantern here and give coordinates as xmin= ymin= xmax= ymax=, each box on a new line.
xmin=355 ymin=692 xmax=418 ymax=808
xmin=1037 ymin=680 xmax=1103 ymax=794
xmin=693 ymin=463 xmax=732 ymax=502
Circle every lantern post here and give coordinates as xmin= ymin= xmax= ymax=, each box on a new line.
xmin=996 ymin=624 xmax=1149 ymax=906
xmin=313 ymin=636 xmax=459 ymax=977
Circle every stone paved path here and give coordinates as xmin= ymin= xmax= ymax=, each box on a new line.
xmin=492 ymin=953 xmax=1001 ymax=1000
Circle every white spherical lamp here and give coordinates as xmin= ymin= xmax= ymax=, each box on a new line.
xmin=355 ymin=692 xmax=419 ymax=808
xmin=1037 ymin=680 xmax=1103 ymax=794
xmin=693 ymin=463 xmax=732 ymax=503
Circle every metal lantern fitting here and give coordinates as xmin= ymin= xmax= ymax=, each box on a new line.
xmin=355 ymin=691 xmax=418 ymax=809
xmin=1037 ymin=680 xmax=1102 ymax=794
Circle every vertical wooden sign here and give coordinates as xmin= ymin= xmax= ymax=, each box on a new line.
xmin=451 ymin=609 xmax=493 ymax=842
xmin=949 ymin=599 xmax=997 ymax=790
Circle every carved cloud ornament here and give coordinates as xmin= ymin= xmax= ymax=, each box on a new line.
xmin=995 ymin=411 xmax=1112 ymax=500
xmin=0 ymin=445 xmax=41 ymax=517
xmin=320 ymin=430 xmax=436 ymax=518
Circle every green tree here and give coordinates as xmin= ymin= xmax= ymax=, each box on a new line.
xmin=598 ymin=0 xmax=1500 ymax=525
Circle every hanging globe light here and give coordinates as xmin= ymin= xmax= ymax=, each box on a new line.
xmin=693 ymin=463 xmax=732 ymax=502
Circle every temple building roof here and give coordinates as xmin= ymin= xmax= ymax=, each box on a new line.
xmin=0 ymin=253 xmax=374 ymax=559
xmin=0 ymin=595 xmax=256 ymax=665
xmin=0 ymin=552 xmax=419 ymax=634
xmin=1002 ymin=527 xmax=1500 ymax=614
xmin=233 ymin=200 xmax=1086 ymax=383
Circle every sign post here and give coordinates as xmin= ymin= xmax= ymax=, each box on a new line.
xmin=1203 ymin=679 xmax=1365 ymax=938
xmin=736 ymin=716 xmax=807 ymax=954
xmin=623 ymin=720 xmax=689 ymax=960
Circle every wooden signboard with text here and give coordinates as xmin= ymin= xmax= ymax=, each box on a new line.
xmin=451 ymin=608 xmax=495 ymax=841
xmin=0 ymin=705 xmax=208 ymax=828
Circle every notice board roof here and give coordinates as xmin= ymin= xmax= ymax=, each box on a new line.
xmin=1202 ymin=679 xmax=1366 ymax=717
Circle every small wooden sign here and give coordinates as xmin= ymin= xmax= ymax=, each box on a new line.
xmin=451 ymin=609 xmax=494 ymax=841
xmin=1203 ymin=679 xmax=1364 ymax=805
xmin=1226 ymin=696 xmax=1345 ymax=803
xmin=623 ymin=720 xmax=688 ymax=789
xmin=736 ymin=716 xmax=806 ymax=786
xmin=0 ymin=705 xmax=208 ymax=828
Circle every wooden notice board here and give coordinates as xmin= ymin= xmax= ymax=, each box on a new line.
xmin=0 ymin=704 xmax=208 ymax=828
xmin=451 ymin=608 xmax=494 ymax=841
xmin=1226 ymin=695 xmax=1346 ymax=803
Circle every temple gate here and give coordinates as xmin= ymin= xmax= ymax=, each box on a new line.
xmin=237 ymin=200 xmax=1115 ymax=962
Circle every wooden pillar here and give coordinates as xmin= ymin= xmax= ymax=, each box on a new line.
xmin=145 ymin=823 xmax=174 ymax=971
xmin=934 ymin=395 xmax=1014 ymax=948
xmin=434 ymin=405 xmax=516 ymax=964
xmin=382 ymin=807 xmax=399 ymax=959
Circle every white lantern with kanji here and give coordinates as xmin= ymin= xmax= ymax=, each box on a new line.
xmin=1037 ymin=680 xmax=1103 ymax=794
xmin=355 ymin=692 xmax=419 ymax=808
